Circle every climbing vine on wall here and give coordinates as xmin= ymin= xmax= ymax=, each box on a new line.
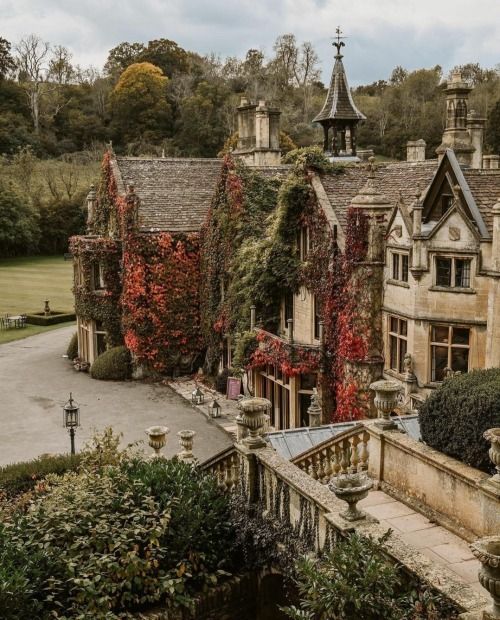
xmin=69 ymin=236 xmax=123 ymax=347
xmin=121 ymin=231 xmax=203 ymax=373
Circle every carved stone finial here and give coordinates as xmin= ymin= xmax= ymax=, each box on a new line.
xmin=403 ymin=352 xmax=413 ymax=376
xmin=307 ymin=388 xmax=322 ymax=427
xmin=367 ymin=156 xmax=376 ymax=178
xmin=127 ymin=183 xmax=135 ymax=195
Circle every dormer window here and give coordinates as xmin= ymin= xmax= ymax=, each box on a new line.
xmin=435 ymin=257 xmax=471 ymax=288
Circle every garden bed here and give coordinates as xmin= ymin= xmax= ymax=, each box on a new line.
xmin=25 ymin=311 xmax=76 ymax=326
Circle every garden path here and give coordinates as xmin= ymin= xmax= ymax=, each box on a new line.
xmin=0 ymin=326 xmax=231 ymax=466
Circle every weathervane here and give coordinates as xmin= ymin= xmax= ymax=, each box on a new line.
xmin=333 ymin=26 xmax=346 ymax=56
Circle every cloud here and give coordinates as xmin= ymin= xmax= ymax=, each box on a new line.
xmin=1 ymin=0 xmax=499 ymax=82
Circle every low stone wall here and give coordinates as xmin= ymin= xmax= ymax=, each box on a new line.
xmin=366 ymin=422 xmax=500 ymax=539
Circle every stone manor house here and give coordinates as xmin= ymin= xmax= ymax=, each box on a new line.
xmin=72 ymin=45 xmax=500 ymax=429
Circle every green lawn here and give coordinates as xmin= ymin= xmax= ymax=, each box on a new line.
xmin=0 ymin=255 xmax=74 ymax=315
xmin=0 ymin=256 xmax=75 ymax=345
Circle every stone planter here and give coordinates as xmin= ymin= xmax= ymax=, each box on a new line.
xmin=470 ymin=536 xmax=500 ymax=618
xmin=329 ymin=472 xmax=373 ymax=521
xmin=369 ymin=379 xmax=401 ymax=430
xmin=484 ymin=428 xmax=500 ymax=484
xmin=177 ymin=430 xmax=195 ymax=462
xmin=145 ymin=425 xmax=169 ymax=458
xmin=237 ymin=397 xmax=271 ymax=449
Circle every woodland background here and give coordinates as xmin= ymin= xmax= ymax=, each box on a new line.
xmin=1 ymin=33 xmax=499 ymax=257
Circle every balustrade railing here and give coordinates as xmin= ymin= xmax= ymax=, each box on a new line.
xmin=291 ymin=424 xmax=370 ymax=484
xmin=201 ymin=446 xmax=241 ymax=492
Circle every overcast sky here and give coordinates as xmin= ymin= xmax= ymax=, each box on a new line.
xmin=2 ymin=0 xmax=500 ymax=84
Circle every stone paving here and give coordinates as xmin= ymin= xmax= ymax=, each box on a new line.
xmin=0 ymin=326 xmax=231 ymax=465
xmin=358 ymin=490 xmax=482 ymax=593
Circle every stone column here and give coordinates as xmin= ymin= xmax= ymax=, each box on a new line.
xmin=236 ymin=397 xmax=271 ymax=503
xmin=86 ymin=184 xmax=97 ymax=233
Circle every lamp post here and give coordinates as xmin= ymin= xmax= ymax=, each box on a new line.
xmin=63 ymin=393 xmax=80 ymax=455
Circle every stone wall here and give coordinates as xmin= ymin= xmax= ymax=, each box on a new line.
xmin=366 ymin=422 xmax=500 ymax=539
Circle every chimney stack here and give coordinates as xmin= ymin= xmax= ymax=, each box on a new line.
xmin=492 ymin=200 xmax=500 ymax=272
xmin=406 ymin=139 xmax=426 ymax=162
xmin=467 ymin=110 xmax=486 ymax=169
xmin=234 ymin=98 xmax=281 ymax=166
xmin=483 ymin=154 xmax=500 ymax=170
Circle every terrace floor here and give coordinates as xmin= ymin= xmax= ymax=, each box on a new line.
xmin=359 ymin=490 xmax=482 ymax=593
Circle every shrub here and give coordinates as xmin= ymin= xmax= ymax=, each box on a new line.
xmin=66 ymin=332 xmax=78 ymax=360
xmin=282 ymin=532 xmax=459 ymax=620
xmin=0 ymin=453 xmax=80 ymax=498
xmin=90 ymin=345 xmax=131 ymax=380
xmin=419 ymin=368 xmax=500 ymax=473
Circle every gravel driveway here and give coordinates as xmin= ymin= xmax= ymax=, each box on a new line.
xmin=0 ymin=326 xmax=231 ymax=466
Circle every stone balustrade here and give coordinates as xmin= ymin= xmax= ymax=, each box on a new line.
xmin=291 ymin=424 xmax=370 ymax=484
xmin=202 ymin=446 xmax=241 ymax=492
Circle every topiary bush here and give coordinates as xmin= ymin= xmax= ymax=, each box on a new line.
xmin=66 ymin=332 xmax=78 ymax=360
xmin=419 ymin=368 xmax=500 ymax=473
xmin=90 ymin=345 xmax=131 ymax=381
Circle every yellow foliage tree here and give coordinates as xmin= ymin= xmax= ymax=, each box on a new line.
xmin=110 ymin=62 xmax=170 ymax=148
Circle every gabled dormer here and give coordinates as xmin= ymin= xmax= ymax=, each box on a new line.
xmin=420 ymin=149 xmax=489 ymax=239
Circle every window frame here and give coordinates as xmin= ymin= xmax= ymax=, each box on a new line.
xmin=388 ymin=315 xmax=408 ymax=375
xmin=91 ymin=261 xmax=106 ymax=291
xmin=434 ymin=255 xmax=472 ymax=289
xmin=390 ymin=251 xmax=409 ymax=284
xmin=429 ymin=324 xmax=470 ymax=382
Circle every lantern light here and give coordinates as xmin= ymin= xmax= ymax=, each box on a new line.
xmin=62 ymin=393 xmax=80 ymax=455
xmin=191 ymin=386 xmax=204 ymax=406
xmin=208 ymin=399 xmax=221 ymax=418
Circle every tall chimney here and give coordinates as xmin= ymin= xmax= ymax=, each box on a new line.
xmin=406 ymin=139 xmax=426 ymax=162
xmin=467 ymin=110 xmax=486 ymax=169
xmin=233 ymin=98 xmax=281 ymax=166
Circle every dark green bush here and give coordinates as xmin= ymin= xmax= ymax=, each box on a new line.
xmin=0 ymin=453 xmax=81 ymax=498
xmin=66 ymin=332 xmax=78 ymax=360
xmin=282 ymin=532 xmax=459 ymax=620
xmin=90 ymin=345 xmax=131 ymax=380
xmin=419 ymin=368 xmax=500 ymax=473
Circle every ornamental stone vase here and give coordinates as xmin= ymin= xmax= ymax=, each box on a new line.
xmin=237 ymin=397 xmax=270 ymax=449
xmin=369 ymin=379 xmax=401 ymax=430
xmin=177 ymin=430 xmax=195 ymax=462
xmin=484 ymin=428 xmax=500 ymax=484
xmin=329 ymin=472 xmax=373 ymax=521
xmin=145 ymin=425 xmax=169 ymax=458
xmin=470 ymin=536 xmax=500 ymax=618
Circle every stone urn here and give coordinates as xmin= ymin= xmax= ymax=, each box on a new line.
xmin=369 ymin=379 xmax=401 ymax=430
xmin=237 ymin=397 xmax=270 ymax=449
xmin=145 ymin=425 xmax=169 ymax=458
xmin=177 ymin=430 xmax=195 ymax=462
xmin=329 ymin=472 xmax=373 ymax=521
xmin=470 ymin=536 xmax=500 ymax=618
xmin=484 ymin=428 xmax=500 ymax=484
xmin=44 ymin=299 xmax=51 ymax=316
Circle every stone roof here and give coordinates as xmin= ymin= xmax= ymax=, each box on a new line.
xmin=462 ymin=168 xmax=500 ymax=235
xmin=319 ymin=160 xmax=438 ymax=230
xmin=116 ymin=157 xmax=222 ymax=233
xmin=115 ymin=157 xmax=291 ymax=233
xmin=313 ymin=55 xmax=366 ymax=124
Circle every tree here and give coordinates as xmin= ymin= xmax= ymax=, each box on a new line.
xmin=486 ymin=100 xmax=500 ymax=154
xmin=0 ymin=182 xmax=39 ymax=257
xmin=48 ymin=45 xmax=74 ymax=85
xmin=14 ymin=34 xmax=51 ymax=132
xmin=104 ymin=41 xmax=145 ymax=78
xmin=0 ymin=37 xmax=15 ymax=79
xmin=139 ymin=38 xmax=189 ymax=78
xmin=110 ymin=62 xmax=170 ymax=147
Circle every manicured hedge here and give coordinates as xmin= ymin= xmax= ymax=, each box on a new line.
xmin=419 ymin=369 xmax=500 ymax=473
xmin=0 ymin=453 xmax=81 ymax=498
xmin=26 ymin=311 xmax=76 ymax=325
xmin=90 ymin=345 xmax=131 ymax=380
xmin=66 ymin=332 xmax=78 ymax=360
